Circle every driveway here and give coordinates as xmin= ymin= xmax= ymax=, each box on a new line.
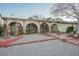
xmin=10 ymin=34 xmax=53 ymax=44
xmin=0 ymin=34 xmax=79 ymax=56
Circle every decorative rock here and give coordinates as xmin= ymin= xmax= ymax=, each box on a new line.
xmin=73 ymin=34 xmax=79 ymax=39
xmin=67 ymin=32 xmax=74 ymax=37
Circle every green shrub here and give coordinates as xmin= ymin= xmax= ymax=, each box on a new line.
xmin=66 ymin=26 xmax=74 ymax=33
xmin=0 ymin=25 xmax=3 ymax=36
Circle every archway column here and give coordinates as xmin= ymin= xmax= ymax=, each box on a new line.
xmin=36 ymin=22 xmax=41 ymax=33
xmin=3 ymin=23 xmax=9 ymax=38
xmin=23 ymin=26 xmax=26 ymax=34
xmin=23 ymin=21 xmax=26 ymax=34
xmin=37 ymin=24 xmax=40 ymax=33
xmin=48 ymin=23 xmax=51 ymax=33
xmin=15 ymin=23 xmax=19 ymax=36
xmin=49 ymin=25 xmax=51 ymax=33
xmin=3 ymin=19 xmax=9 ymax=38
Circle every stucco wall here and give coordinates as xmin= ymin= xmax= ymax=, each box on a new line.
xmin=2 ymin=17 xmax=78 ymax=33
xmin=58 ymin=23 xmax=77 ymax=32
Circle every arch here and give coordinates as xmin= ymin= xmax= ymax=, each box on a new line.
xmin=9 ymin=22 xmax=23 ymax=35
xmin=7 ymin=20 xmax=24 ymax=27
xmin=40 ymin=23 xmax=49 ymax=33
xmin=26 ymin=23 xmax=38 ymax=33
xmin=51 ymin=24 xmax=58 ymax=33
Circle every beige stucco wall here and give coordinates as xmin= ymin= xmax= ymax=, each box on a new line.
xmin=58 ymin=23 xmax=77 ymax=32
xmin=2 ymin=17 xmax=77 ymax=33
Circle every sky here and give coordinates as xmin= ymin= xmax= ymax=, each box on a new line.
xmin=0 ymin=3 xmax=51 ymax=18
xmin=0 ymin=3 xmax=77 ymax=21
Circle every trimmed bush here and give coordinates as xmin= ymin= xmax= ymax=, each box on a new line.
xmin=0 ymin=25 xmax=3 ymax=36
xmin=66 ymin=26 xmax=74 ymax=33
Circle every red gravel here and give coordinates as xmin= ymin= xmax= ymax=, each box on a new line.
xmin=0 ymin=36 xmax=23 ymax=47
xmin=62 ymin=37 xmax=79 ymax=45
xmin=46 ymin=33 xmax=79 ymax=46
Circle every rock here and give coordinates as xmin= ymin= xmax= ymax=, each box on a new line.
xmin=67 ymin=32 xmax=74 ymax=37
xmin=73 ymin=34 xmax=79 ymax=39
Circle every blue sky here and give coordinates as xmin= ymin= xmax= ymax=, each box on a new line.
xmin=0 ymin=3 xmax=77 ymax=21
xmin=0 ymin=3 xmax=52 ymax=18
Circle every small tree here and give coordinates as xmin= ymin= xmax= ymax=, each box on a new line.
xmin=0 ymin=25 xmax=3 ymax=36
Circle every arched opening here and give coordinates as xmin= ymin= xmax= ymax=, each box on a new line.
xmin=26 ymin=23 xmax=38 ymax=34
xmin=40 ymin=23 xmax=49 ymax=33
xmin=51 ymin=24 xmax=58 ymax=33
xmin=9 ymin=22 xmax=23 ymax=35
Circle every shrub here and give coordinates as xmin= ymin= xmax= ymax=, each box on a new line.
xmin=0 ymin=25 xmax=3 ymax=36
xmin=66 ymin=26 xmax=74 ymax=33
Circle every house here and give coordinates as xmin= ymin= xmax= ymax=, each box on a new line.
xmin=0 ymin=15 xmax=78 ymax=36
